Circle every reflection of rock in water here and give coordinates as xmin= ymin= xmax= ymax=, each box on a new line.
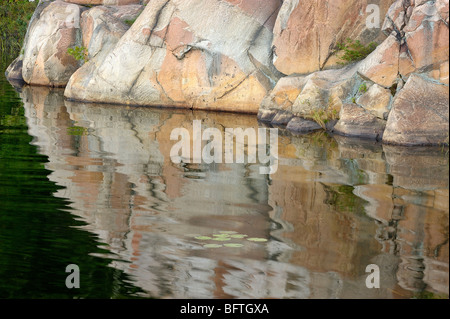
xmin=272 ymin=130 xmax=449 ymax=297
xmin=383 ymin=145 xmax=449 ymax=191
xmin=22 ymin=86 xmax=137 ymax=257
xmin=20 ymin=86 xmax=310 ymax=298
xmin=21 ymin=85 xmax=449 ymax=298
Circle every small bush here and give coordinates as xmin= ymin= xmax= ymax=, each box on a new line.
xmin=67 ymin=46 xmax=89 ymax=63
xmin=359 ymin=83 xmax=368 ymax=93
xmin=124 ymin=19 xmax=137 ymax=27
xmin=336 ymin=38 xmax=377 ymax=64
xmin=306 ymin=108 xmax=339 ymax=129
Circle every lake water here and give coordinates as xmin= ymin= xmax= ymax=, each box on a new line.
xmin=0 ymin=60 xmax=448 ymax=299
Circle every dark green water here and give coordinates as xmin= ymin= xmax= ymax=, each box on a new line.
xmin=0 ymin=57 xmax=448 ymax=299
xmin=0 ymin=59 xmax=145 ymax=298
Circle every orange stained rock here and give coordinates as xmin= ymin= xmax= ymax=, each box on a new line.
xmin=224 ymin=0 xmax=282 ymax=31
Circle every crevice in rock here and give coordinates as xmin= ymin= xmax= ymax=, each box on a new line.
xmin=389 ymin=82 xmax=398 ymax=96
xmin=155 ymin=71 xmax=176 ymax=103
xmin=246 ymin=5 xmax=284 ymax=84
xmin=215 ymin=73 xmax=250 ymax=100
xmin=142 ymin=0 xmax=171 ymax=46
xmin=172 ymin=45 xmax=192 ymax=60
xmin=127 ymin=66 xmax=146 ymax=97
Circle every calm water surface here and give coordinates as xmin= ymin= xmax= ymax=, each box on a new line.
xmin=0 ymin=60 xmax=448 ymax=299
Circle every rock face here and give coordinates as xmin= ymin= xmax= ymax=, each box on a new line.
xmin=5 ymin=0 xmax=449 ymax=145
xmin=356 ymin=83 xmax=392 ymax=119
xmin=65 ymin=0 xmax=283 ymax=113
xmin=359 ymin=0 xmax=450 ymax=87
xmin=262 ymin=0 xmax=449 ymax=146
xmin=258 ymin=62 xmax=369 ymax=135
xmin=272 ymin=0 xmax=395 ymax=76
xmin=5 ymin=57 xmax=24 ymax=84
xmin=383 ymin=74 xmax=449 ymax=146
xmin=66 ymin=4 xmax=144 ymax=92
xmin=260 ymin=63 xmax=362 ymax=118
xmin=385 ymin=0 xmax=449 ymax=84
xmin=5 ymin=0 xmax=144 ymax=87
xmin=286 ymin=117 xmax=322 ymax=133
xmin=80 ymin=5 xmax=144 ymax=59
xmin=332 ymin=103 xmax=386 ymax=140
xmin=21 ymin=0 xmax=86 ymax=87
xmin=357 ymin=34 xmax=400 ymax=87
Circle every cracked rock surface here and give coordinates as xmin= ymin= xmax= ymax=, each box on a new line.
xmin=5 ymin=0 xmax=449 ymax=145
xmin=65 ymin=0 xmax=284 ymax=113
xmin=261 ymin=0 xmax=449 ymax=145
xmin=272 ymin=0 xmax=396 ymax=76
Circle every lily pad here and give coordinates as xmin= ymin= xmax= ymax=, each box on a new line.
xmin=195 ymin=236 xmax=212 ymax=240
xmin=247 ymin=238 xmax=268 ymax=242
xmin=219 ymin=231 xmax=238 ymax=235
xmin=203 ymin=244 xmax=223 ymax=248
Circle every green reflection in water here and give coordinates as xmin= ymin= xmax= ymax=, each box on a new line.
xmin=0 ymin=60 xmax=145 ymax=299
xmin=67 ymin=125 xmax=89 ymax=136
xmin=323 ymin=184 xmax=367 ymax=215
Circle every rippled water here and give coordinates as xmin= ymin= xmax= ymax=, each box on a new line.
xmin=0 ymin=60 xmax=448 ymax=299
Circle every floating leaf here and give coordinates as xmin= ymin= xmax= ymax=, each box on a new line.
xmin=219 ymin=231 xmax=238 ymax=235
xmin=247 ymin=238 xmax=268 ymax=242
xmin=203 ymin=244 xmax=222 ymax=248
xmin=224 ymin=243 xmax=244 ymax=248
xmin=195 ymin=236 xmax=212 ymax=240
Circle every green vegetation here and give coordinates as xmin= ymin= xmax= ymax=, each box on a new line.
xmin=413 ymin=291 xmax=449 ymax=299
xmin=0 ymin=0 xmax=37 ymax=62
xmin=323 ymin=184 xmax=367 ymax=215
xmin=67 ymin=46 xmax=89 ymax=63
xmin=298 ymin=98 xmax=312 ymax=107
xmin=336 ymin=38 xmax=377 ymax=64
xmin=305 ymin=107 xmax=339 ymax=130
xmin=192 ymin=230 xmax=267 ymax=249
xmin=359 ymin=82 xmax=368 ymax=93
xmin=124 ymin=18 xmax=137 ymax=27
xmin=67 ymin=125 xmax=89 ymax=136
